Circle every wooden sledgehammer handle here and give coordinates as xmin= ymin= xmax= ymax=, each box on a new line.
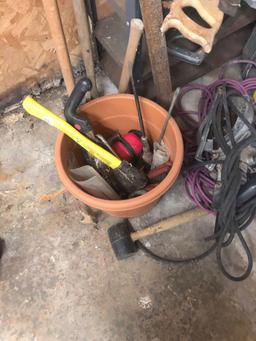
xmin=118 ymin=19 xmax=144 ymax=93
xmin=42 ymin=0 xmax=74 ymax=95
xmin=131 ymin=207 xmax=207 ymax=241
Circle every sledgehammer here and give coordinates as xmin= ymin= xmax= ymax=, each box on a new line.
xmin=108 ymin=207 xmax=207 ymax=259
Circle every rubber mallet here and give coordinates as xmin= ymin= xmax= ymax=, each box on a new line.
xmin=108 ymin=207 xmax=207 ymax=259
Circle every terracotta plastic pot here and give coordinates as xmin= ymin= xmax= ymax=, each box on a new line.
xmin=55 ymin=94 xmax=183 ymax=217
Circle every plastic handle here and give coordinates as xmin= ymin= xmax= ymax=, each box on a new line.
xmin=167 ymin=34 xmax=206 ymax=66
xmin=23 ymin=96 xmax=121 ymax=169
xmin=64 ymin=77 xmax=92 ymax=135
xmin=167 ymin=45 xmax=206 ymax=66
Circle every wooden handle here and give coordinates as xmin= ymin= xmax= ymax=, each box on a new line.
xmin=42 ymin=0 xmax=75 ymax=95
xmin=118 ymin=19 xmax=144 ymax=93
xmin=72 ymin=0 xmax=98 ymax=98
xmin=131 ymin=207 xmax=207 ymax=241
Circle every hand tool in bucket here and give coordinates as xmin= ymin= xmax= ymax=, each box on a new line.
xmin=64 ymin=77 xmax=115 ymax=151
xmin=64 ymin=77 xmax=146 ymax=192
xmin=64 ymin=76 xmax=118 ymax=154
xmin=62 ymin=76 xmax=114 ymax=200
xmin=151 ymin=88 xmax=180 ymax=169
xmin=63 ymin=77 xmax=122 ymax=191
xmin=64 ymin=77 xmax=94 ymax=138
xmin=130 ymin=64 xmax=152 ymax=165
xmin=22 ymin=96 xmax=148 ymax=195
xmin=112 ymin=69 xmax=151 ymax=165
xmin=108 ymin=207 xmax=207 ymax=259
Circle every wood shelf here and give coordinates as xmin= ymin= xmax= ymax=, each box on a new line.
xmin=95 ymin=13 xmax=129 ymax=67
xmin=107 ymin=0 xmax=126 ymax=21
xmin=95 ymin=3 xmax=256 ymax=100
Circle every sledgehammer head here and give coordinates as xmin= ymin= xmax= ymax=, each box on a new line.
xmin=108 ymin=221 xmax=138 ymax=260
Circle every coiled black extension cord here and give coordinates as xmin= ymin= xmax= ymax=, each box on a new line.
xmin=138 ymin=85 xmax=256 ymax=281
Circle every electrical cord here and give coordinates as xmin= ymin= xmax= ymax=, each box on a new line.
xmin=138 ymin=70 xmax=256 ymax=281
xmin=177 ymin=60 xmax=256 ymax=211
xmin=208 ymin=89 xmax=256 ymax=280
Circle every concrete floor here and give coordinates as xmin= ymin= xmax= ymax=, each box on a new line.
xmin=1 ymin=76 xmax=256 ymax=341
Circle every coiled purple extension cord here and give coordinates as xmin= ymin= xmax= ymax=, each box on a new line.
xmin=177 ymin=59 xmax=256 ymax=211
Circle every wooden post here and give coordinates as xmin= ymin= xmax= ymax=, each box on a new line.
xmin=42 ymin=0 xmax=75 ymax=95
xmin=72 ymin=0 xmax=98 ymax=98
xmin=139 ymin=0 xmax=172 ymax=107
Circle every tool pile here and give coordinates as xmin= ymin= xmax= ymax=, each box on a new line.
xmin=177 ymin=59 xmax=256 ymax=281
xmin=22 ymin=76 xmax=179 ymax=201
xmin=22 ymin=59 xmax=256 ymax=281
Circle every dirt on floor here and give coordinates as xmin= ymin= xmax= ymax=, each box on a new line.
xmin=1 ymin=84 xmax=256 ymax=341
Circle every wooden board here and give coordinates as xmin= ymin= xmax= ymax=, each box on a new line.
xmin=95 ymin=0 xmax=114 ymax=20
xmin=96 ymin=0 xmax=125 ymax=20
xmin=95 ymin=13 xmax=129 ymax=67
xmin=0 ymin=0 xmax=81 ymax=104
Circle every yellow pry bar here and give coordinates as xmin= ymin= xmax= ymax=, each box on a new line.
xmin=22 ymin=96 xmax=121 ymax=169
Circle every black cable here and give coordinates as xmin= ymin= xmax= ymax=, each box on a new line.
xmin=137 ymin=240 xmax=217 ymax=264
xmin=138 ymin=84 xmax=256 ymax=281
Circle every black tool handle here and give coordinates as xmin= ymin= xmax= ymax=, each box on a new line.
xmin=168 ymin=45 xmax=206 ymax=66
xmin=64 ymin=77 xmax=92 ymax=135
xmin=167 ymin=33 xmax=206 ymax=66
xmin=130 ymin=66 xmax=146 ymax=137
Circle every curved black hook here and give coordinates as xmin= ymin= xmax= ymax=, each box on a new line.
xmin=64 ymin=77 xmax=92 ymax=135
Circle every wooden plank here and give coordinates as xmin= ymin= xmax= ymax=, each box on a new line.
xmin=95 ymin=14 xmax=129 ymax=67
xmin=101 ymin=51 xmax=121 ymax=85
xmin=0 ymin=0 xmax=80 ymax=99
xmin=108 ymin=0 xmax=126 ymax=21
xmin=139 ymin=0 xmax=172 ymax=107
xmin=95 ymin=0 xmax=114 ymax=20
xmin=94 ymin=0 xmax=126 ymax=21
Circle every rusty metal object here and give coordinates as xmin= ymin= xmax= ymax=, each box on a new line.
xmin=140 ymin=0 xmax=172 ymax=108
xmin=161 ymin=0 xmax=224 ymax=53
